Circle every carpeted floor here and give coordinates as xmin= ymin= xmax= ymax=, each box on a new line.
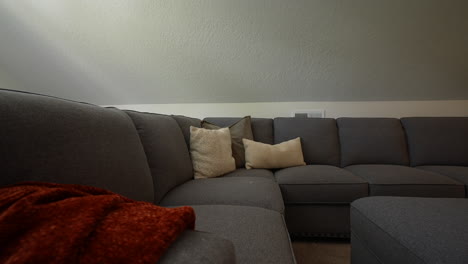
xmin=292 ymin=239 xmax=350 ymax=264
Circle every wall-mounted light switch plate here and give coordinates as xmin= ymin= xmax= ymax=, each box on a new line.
xmin=291 ymin=109 xmax=325 ymax=118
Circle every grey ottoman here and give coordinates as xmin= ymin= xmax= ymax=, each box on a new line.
xmin=351 ymin=197 xmax=468 ymax=264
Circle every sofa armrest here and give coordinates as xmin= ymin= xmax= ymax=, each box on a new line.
xmin=158 ymin=230 xmax=236 ymax=264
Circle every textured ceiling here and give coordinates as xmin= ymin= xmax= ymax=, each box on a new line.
xmin=0 ymin=0 xmax=467 ymax=105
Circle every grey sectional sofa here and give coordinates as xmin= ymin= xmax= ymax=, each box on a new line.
xmin=206 ymin=116 xmax=468 ymax=238
xmin=1 ymin=88 xmax=467 ymax=263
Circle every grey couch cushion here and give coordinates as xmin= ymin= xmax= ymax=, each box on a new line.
xmin=192 ymin=205 xmax=296 ymax=264
xmin=222 ymin=168 xmax=275 ymax=180
xmin=172 ymin=115 xmax=201 ymax=148
xmin=351 ymin=197 xmax=468 ymax=264
xmin=274 ymin=118 xmax=340 ymax=166
xmin=346 ymin=165 xmax=465 ymax=197
xmin=0 ymin=89 xmax=154 ymax=202
xmin=159 ymin=230 xmax=236 ymax=264
xmin=418 ymin=166 xmax=468 ymax=197
xmin=275 ymin=165 xmax=368 ymax=204
xmin=125 ymin=111 xmax=194 ymax=203
xmin=160 ymin=177 xmax=284 ymax=213
xmin=337 ymin=118 xmax=409 ymax=167
xmin=401 ymin=117 xmax=468 ymax=166
xmin=204 ymin=117 xmax=274 ymax=144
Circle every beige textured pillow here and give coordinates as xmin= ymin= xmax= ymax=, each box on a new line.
xmin=190 ymin=126 xmax=236 ymax=179
xmin=243 ymin=137 xmax=306 ymax=169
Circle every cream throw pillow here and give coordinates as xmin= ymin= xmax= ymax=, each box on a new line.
xmin=243 ymin=137 xmax=306 ymax=169
xmin=190 ymin=126 xmax=236 ymax=179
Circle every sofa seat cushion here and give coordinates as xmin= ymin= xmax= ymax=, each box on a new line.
xmin=160 ymin=177 xmax=284 ymax=213
xmin=275 ymin=165 xmax=368 ymax=204
xmin=159 ymin=230 xmax=235 ymax=264
xmin=417 ymin=166 xmax=468 ymax=197
xmin=191 ymin=205 xmax=296 ymax=264
xmin=351 ymin=197 xmax=468 ymax=264
xmin=346 ymin=165 xmax=465 ymax=197
xmin=222 ymin=168 xmax=275 ymax=180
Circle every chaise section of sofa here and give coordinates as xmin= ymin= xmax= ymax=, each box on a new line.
xmin=276 ymin=165 xmax=368 ymax=236
xmin=273 ymin=117 xmax=368 ymax=237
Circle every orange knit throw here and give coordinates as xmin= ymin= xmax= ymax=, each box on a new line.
xmin=0 ymin=182 xmax=195 ymax=263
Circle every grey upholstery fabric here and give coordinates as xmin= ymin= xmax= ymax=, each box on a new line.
xmin=125 ymin=111 xmax=194 ymax=203
xmin=160 ymin=177 xmax=284 ymax=213
xmin=286 ymin=204 xmax=351 ymax=237
xmin=159 ymin=230 xmax=236 ymax=264
xmin=274 ymin=118 xmax=340 ymax=166
xmin=350 ymin=233 xmax=381 ymax=264
xmin=204 ymin=117 xmax=274 ymax=144
xmin=172 ymin=115 xmax=201 ymax=148
xmin=346 ymin=165 xmax=465 ymax=197
xmin=275 ymin=165 xmax=368 ymax=204
xmin=192 ymin=205 xmax=296 ymax=264
xmin=0 ymin=89 xmax=154 ymax=202
xmin=337 ymin=118 xmax=410 ymax=167
xmin=222 ymin=168 xmax=275 ymax=179
xmin=351 ymin=197 xmax=468 ymax=264
xmin=418 ymin=166 xmax=468 ymax=197
xmin=401 ymin=117 xmax=468 ymax=166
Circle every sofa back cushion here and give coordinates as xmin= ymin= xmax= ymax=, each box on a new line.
xmin=401 ymin=117 xmax=468 ymax=166
xmin=172 ymin=115 xmax=201 ymax=148
xmin=274 ymin=118 xmax=340 ymax=166
xmin=204 ymin=117 xmax=274 ymax=144
xmin=125 ymin=111 xmax=194 ymax=203
xmin=337 ymin=118 xmax=409 ymax=167
xmin=0 ymin=90 xmax=154 ymax=202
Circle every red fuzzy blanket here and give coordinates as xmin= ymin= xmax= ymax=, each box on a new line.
xmin=0 ymin=182 xmax=195 ymax=264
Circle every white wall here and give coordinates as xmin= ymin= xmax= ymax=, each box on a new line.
xmin=110 ymin=100 xmax=468 ymax=119
xmin=0 ymin=68 xmax=22 ymax=91
xmin=1 ymin=0 xmax=467 ymax=105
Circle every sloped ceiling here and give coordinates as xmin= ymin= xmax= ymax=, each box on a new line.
xmin=0 ymin=0 xmax=467 ymax=105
